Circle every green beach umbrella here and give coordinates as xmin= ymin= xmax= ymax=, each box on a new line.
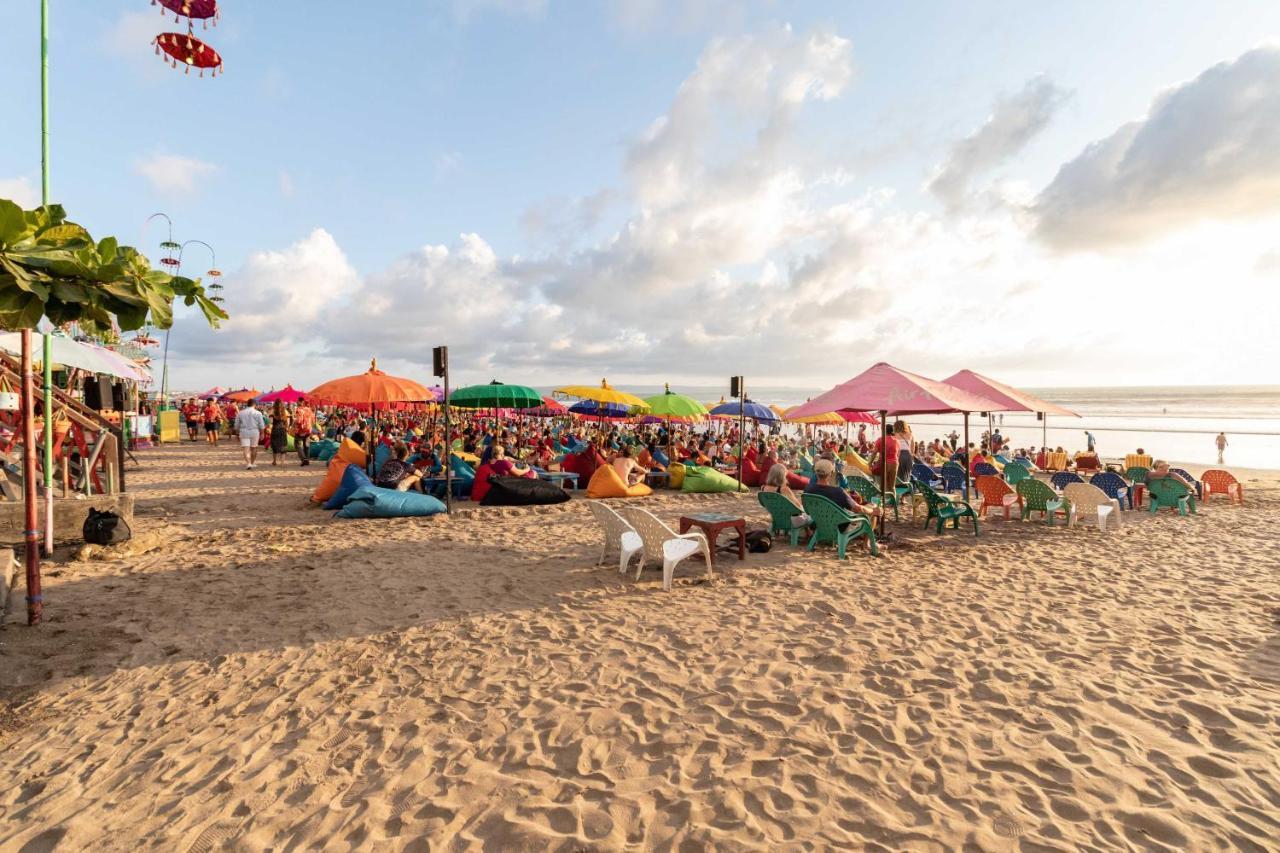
xmin=448 ymin=380 xmax=542 ymax=409
xmin=642 ymin=384 xmax=708 ymax=419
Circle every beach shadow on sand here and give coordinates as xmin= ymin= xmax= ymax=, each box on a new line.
xmin=0 ymin=536 xmax=636 ymax=696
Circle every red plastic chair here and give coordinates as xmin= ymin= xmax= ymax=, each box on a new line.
xmin=1201 ymin=469 xmax=1244 ymax=504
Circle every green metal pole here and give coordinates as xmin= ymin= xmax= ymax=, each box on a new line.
xmin=41 ymin=0 xmax=49 ymax=204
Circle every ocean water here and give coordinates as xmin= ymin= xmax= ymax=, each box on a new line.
xmin=599 ymin=384 xmax=1280 ymax=470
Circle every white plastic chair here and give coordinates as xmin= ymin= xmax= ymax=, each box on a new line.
xmin=588 ymin=501 xmax=643 ymax=575
xmin=1063 ymin=482 xmax=1122 ymax=533
xmin=619 ymin=506 xmax=712 ymax=591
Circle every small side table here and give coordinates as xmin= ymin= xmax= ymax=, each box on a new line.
xmin=679 ymin=513 xmax=746 ymax=566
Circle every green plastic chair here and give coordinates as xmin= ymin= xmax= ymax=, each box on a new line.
xmin=846 ymin=475 xmax=900 ymax=521
xmin=1146 ymin=477 xmax=1197 ymax=516
xmin=1016 ymin=479 xmax=1068 ymax=524
xmin=800 ymin=493 xmax=879 ymax=558
xmin=1003 ymin=462 xmax=1032 ymax=487
xmin=1124 ymin=467 xmax=1150 ymax=507
xmin=758 ymin=490 xmax=805 ymax=546
xmin=913 ymin=479 xmax=980 ymax=535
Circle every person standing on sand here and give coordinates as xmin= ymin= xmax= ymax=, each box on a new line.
xmin=1216 ymin=432 xmax=1227 ymax=463
xmin=1086 ymin=430 xmax=1096 ymax=452
xmin=293 ymin=401 xmax=315 ymax=466
xmin=235 ymin=400 xmax=267 ymax=469
xmin=269 ymin=400 xmax=290 ymax=466
xmin=202 ymin=398 xmax=222 ymax=447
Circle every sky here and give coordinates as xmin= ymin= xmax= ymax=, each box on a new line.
xmin=3 ymin=1 xmax=1280 ymax=394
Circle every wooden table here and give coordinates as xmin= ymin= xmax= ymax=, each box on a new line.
xmin=679 ymin=513 xmax=746 ymax=566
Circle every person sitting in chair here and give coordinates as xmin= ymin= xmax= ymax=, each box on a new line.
xmin=762 ymin=463 xmax=811 ymax=531
xmin=803 ymin=459 xmax=880 ymax=551
xmin=1145 ymin=460 xmax=1196 ymax=491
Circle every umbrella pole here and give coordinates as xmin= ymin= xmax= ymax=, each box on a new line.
xmin=963 ymin=413 xmax=971 ymax=499
xmin=878 ymin=409 xmax=888 ymax=538
xmin=1042 ymin=414 xmax=1047 ymax=453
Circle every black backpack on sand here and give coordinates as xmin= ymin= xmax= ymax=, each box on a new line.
xmin=84 ymin=508 xmax=132 ymax=546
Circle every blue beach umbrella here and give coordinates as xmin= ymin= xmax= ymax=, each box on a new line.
xmin=709 ymin=399 xmax=778 ymax=422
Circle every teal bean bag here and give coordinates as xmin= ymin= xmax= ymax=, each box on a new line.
xmin=311 ymin=439 xmax=339 ymax=461
xmin=681 ymin=465 xmax=743 ymax=493
xmin=334 ymin=486 xmax=447 ymax=519
xmin=323 ymin=464 xmax=373 ymax=510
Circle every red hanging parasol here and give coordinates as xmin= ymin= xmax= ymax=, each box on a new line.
xmin=153 ymin=0 xmax=220 ymax=27
xmin=154 ymin=31 xmax=223 ymax=77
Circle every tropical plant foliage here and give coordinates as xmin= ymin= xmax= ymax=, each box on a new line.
xmin=0 ymin=198 xmax=227 ymax=334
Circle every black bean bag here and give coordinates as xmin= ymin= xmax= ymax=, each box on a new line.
xmin=480 ymin=476 xmax=572 ymax=506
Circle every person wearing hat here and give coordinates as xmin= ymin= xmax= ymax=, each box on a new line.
xmin=804 ymin=458 xmax=881 ymax=540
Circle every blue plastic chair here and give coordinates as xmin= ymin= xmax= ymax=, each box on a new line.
xmin=1051 ymin=472 xmax=1083 ymax=491
xmin=940 ymin=463 xmax=968 ymax=497
xmin=1090 ymin=472 xmax=1132 ymax=510
xmin=1171 ymin=468 xmax=1203 ymax=499
xmin=974 ymin=462 xmax=998 ymax=478
xmin=912 ymin=461 xmax=942 ymax=488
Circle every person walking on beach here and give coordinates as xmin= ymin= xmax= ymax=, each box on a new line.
xmin=1085 ymin=430 xmax=1096 ymax=452
xmin=235 ymin=400 xmax=267 ymax=469
xmin=293 ymin=401 xmax=315 ymax=465
xmin=269 ymin=400 xmax=290 ymax=466
xmin=202 ymin=398 xmax=222 ymax=446
xmin=1215 ymin=432 xmax=1227 ymax=463
xmin=182 ymin=399 xmax=201 ymax=442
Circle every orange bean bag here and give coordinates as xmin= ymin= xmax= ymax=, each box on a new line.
xmin=586 ymin=463 xmax=652 ymax=498
xmin=311 ymin=459 xmax=350 ymax=503
xmin=336 ymin=438 xmax=367 ymax=468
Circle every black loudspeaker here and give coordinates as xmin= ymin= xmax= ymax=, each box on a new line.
xmin=1036 ymin=412 xmax=1044 ymax=421
xmin=83 ymin=376 xmax=103 ymax=410
xmin=112 ymin=382 xmax=126 ymax=411
xmin=730 ymin=376 xmax=743 ymax=398
xmin=432 ymin=345 xmax=449 ymax=378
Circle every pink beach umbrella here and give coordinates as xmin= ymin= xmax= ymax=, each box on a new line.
xmin=941 ymin=369 xmax=1079 ymax=450
xmin=787 ymin=362 xmax=1004 ymax=533
xmin=198 ymin=386 xmax=228 ymax=400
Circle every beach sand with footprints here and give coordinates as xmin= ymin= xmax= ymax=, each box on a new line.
xmin=2 ymin=443 xmax=1279 ymax=850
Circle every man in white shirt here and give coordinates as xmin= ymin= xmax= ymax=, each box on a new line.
xmin=234 ymin=400 xmax=268 ymax=469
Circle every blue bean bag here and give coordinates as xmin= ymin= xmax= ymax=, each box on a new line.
xmin=374 ymin=443 xmax=392 ymax=471
xmin=323 ymin=464 xmax=373 ymax=510
xmin=334 ymin=486 xmax=447 ymax=519
xmin=681 ymin=465 xmax=743 ymax=494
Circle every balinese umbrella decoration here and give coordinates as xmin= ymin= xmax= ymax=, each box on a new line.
xmin=153 ymin=0 xmax=221 ymax=28
xmin=154 ymin=30 xmax=223 ymax=77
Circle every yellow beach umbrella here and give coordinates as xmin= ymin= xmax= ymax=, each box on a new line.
xmin=785 ymin=405 xmax=844 ymax=425
xmin=555 ymin=378 xmax=649 ymax=412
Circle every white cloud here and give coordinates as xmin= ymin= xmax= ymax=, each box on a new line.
xmin=1034 ymin=45 xmax=1280 ymax=250
xmin=173 ymin=229 xmax=359 ymax=362
xmin=134 ymin=152 xmax=219 ymax=194
xmin=434 ymin=151 xmax=463 ymax=177
xmin=928 ymin=75 xmax=1068 ymax=213
xmin=0 ymin=177 xmax=40 ymax=208
xmin=173 ymin=30 xmax=1280 ymax=390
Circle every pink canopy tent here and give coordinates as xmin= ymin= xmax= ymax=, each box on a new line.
xmin=197 ymin=386 xmax=227 ymax=400
xmin=788 ymin=362 xmax=1004 ymax=533
xmin=837 ymin=410 xmax=880 ymax=424
xmin=257 ymin=385 xmax=310 ymax=405
xmin=942 ymin=370 xmax=1079 ymax=450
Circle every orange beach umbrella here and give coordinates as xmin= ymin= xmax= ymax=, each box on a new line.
xmin=309 ymin=359 xmax=436 ymax=406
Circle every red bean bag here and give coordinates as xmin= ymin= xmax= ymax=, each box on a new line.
xmin=740 ymin=458 xmax=763 ymax=487
xmin=562 ymin=447 xmax=606 ymax=481
xmin=787 ymin=472 xmax=810 ymax=489
xmin=470 ymin=463 xmax=496 ymax=502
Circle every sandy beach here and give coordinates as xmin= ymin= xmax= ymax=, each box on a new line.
xmin=2 ymin=444 xmax=1279 ymax=850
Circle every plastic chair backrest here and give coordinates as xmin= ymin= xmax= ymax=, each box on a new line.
xmin=1124 ymin=466 xmax=1149 ymax=484
xmin=1171 ymin=467 xmax=1198 ymax=485
xmin=913 ymin=479 xmax=949 ymax=512
xmin=1147 ymin=477 xmax=1191 ymax=507
xmin=940 ymin=463 xmax=967 ymax=492
xmin=618 ymin=505 xmax=681 ymax=564
xmin=1017 ymin=478 xmax=1059 ymax=510
xmin=1064 ymin=482 xmax=1110 ymax=513
xmin=846 ymin=475 xmax=879 ymax=503
xmin=758 ymin=490 xmax=802 ymax=531
xmin=589 ymin=500 xmax=635 ymax=545
xmin=1003 ymin=462 xmax=1031 ymax=485
xmin=1051 ymin=472 xmax=1083 ymax=490
xmin=1201 ymin=469 xmax=1239 ymax=495
xmin=800 ymin=492 xmax=864 ymax=543
xmin=974 ymin=462 xmax=998 ymax=477
xmin=1125 ymin=454 xmax=1153 ymax=470
xmin=1089 ymin=472 xmax=1128 ymax=501
xmin=911 ymin=462 xmax=937 ymax=484
xmin=975 ymin=474 xmax=1014 ymax=505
